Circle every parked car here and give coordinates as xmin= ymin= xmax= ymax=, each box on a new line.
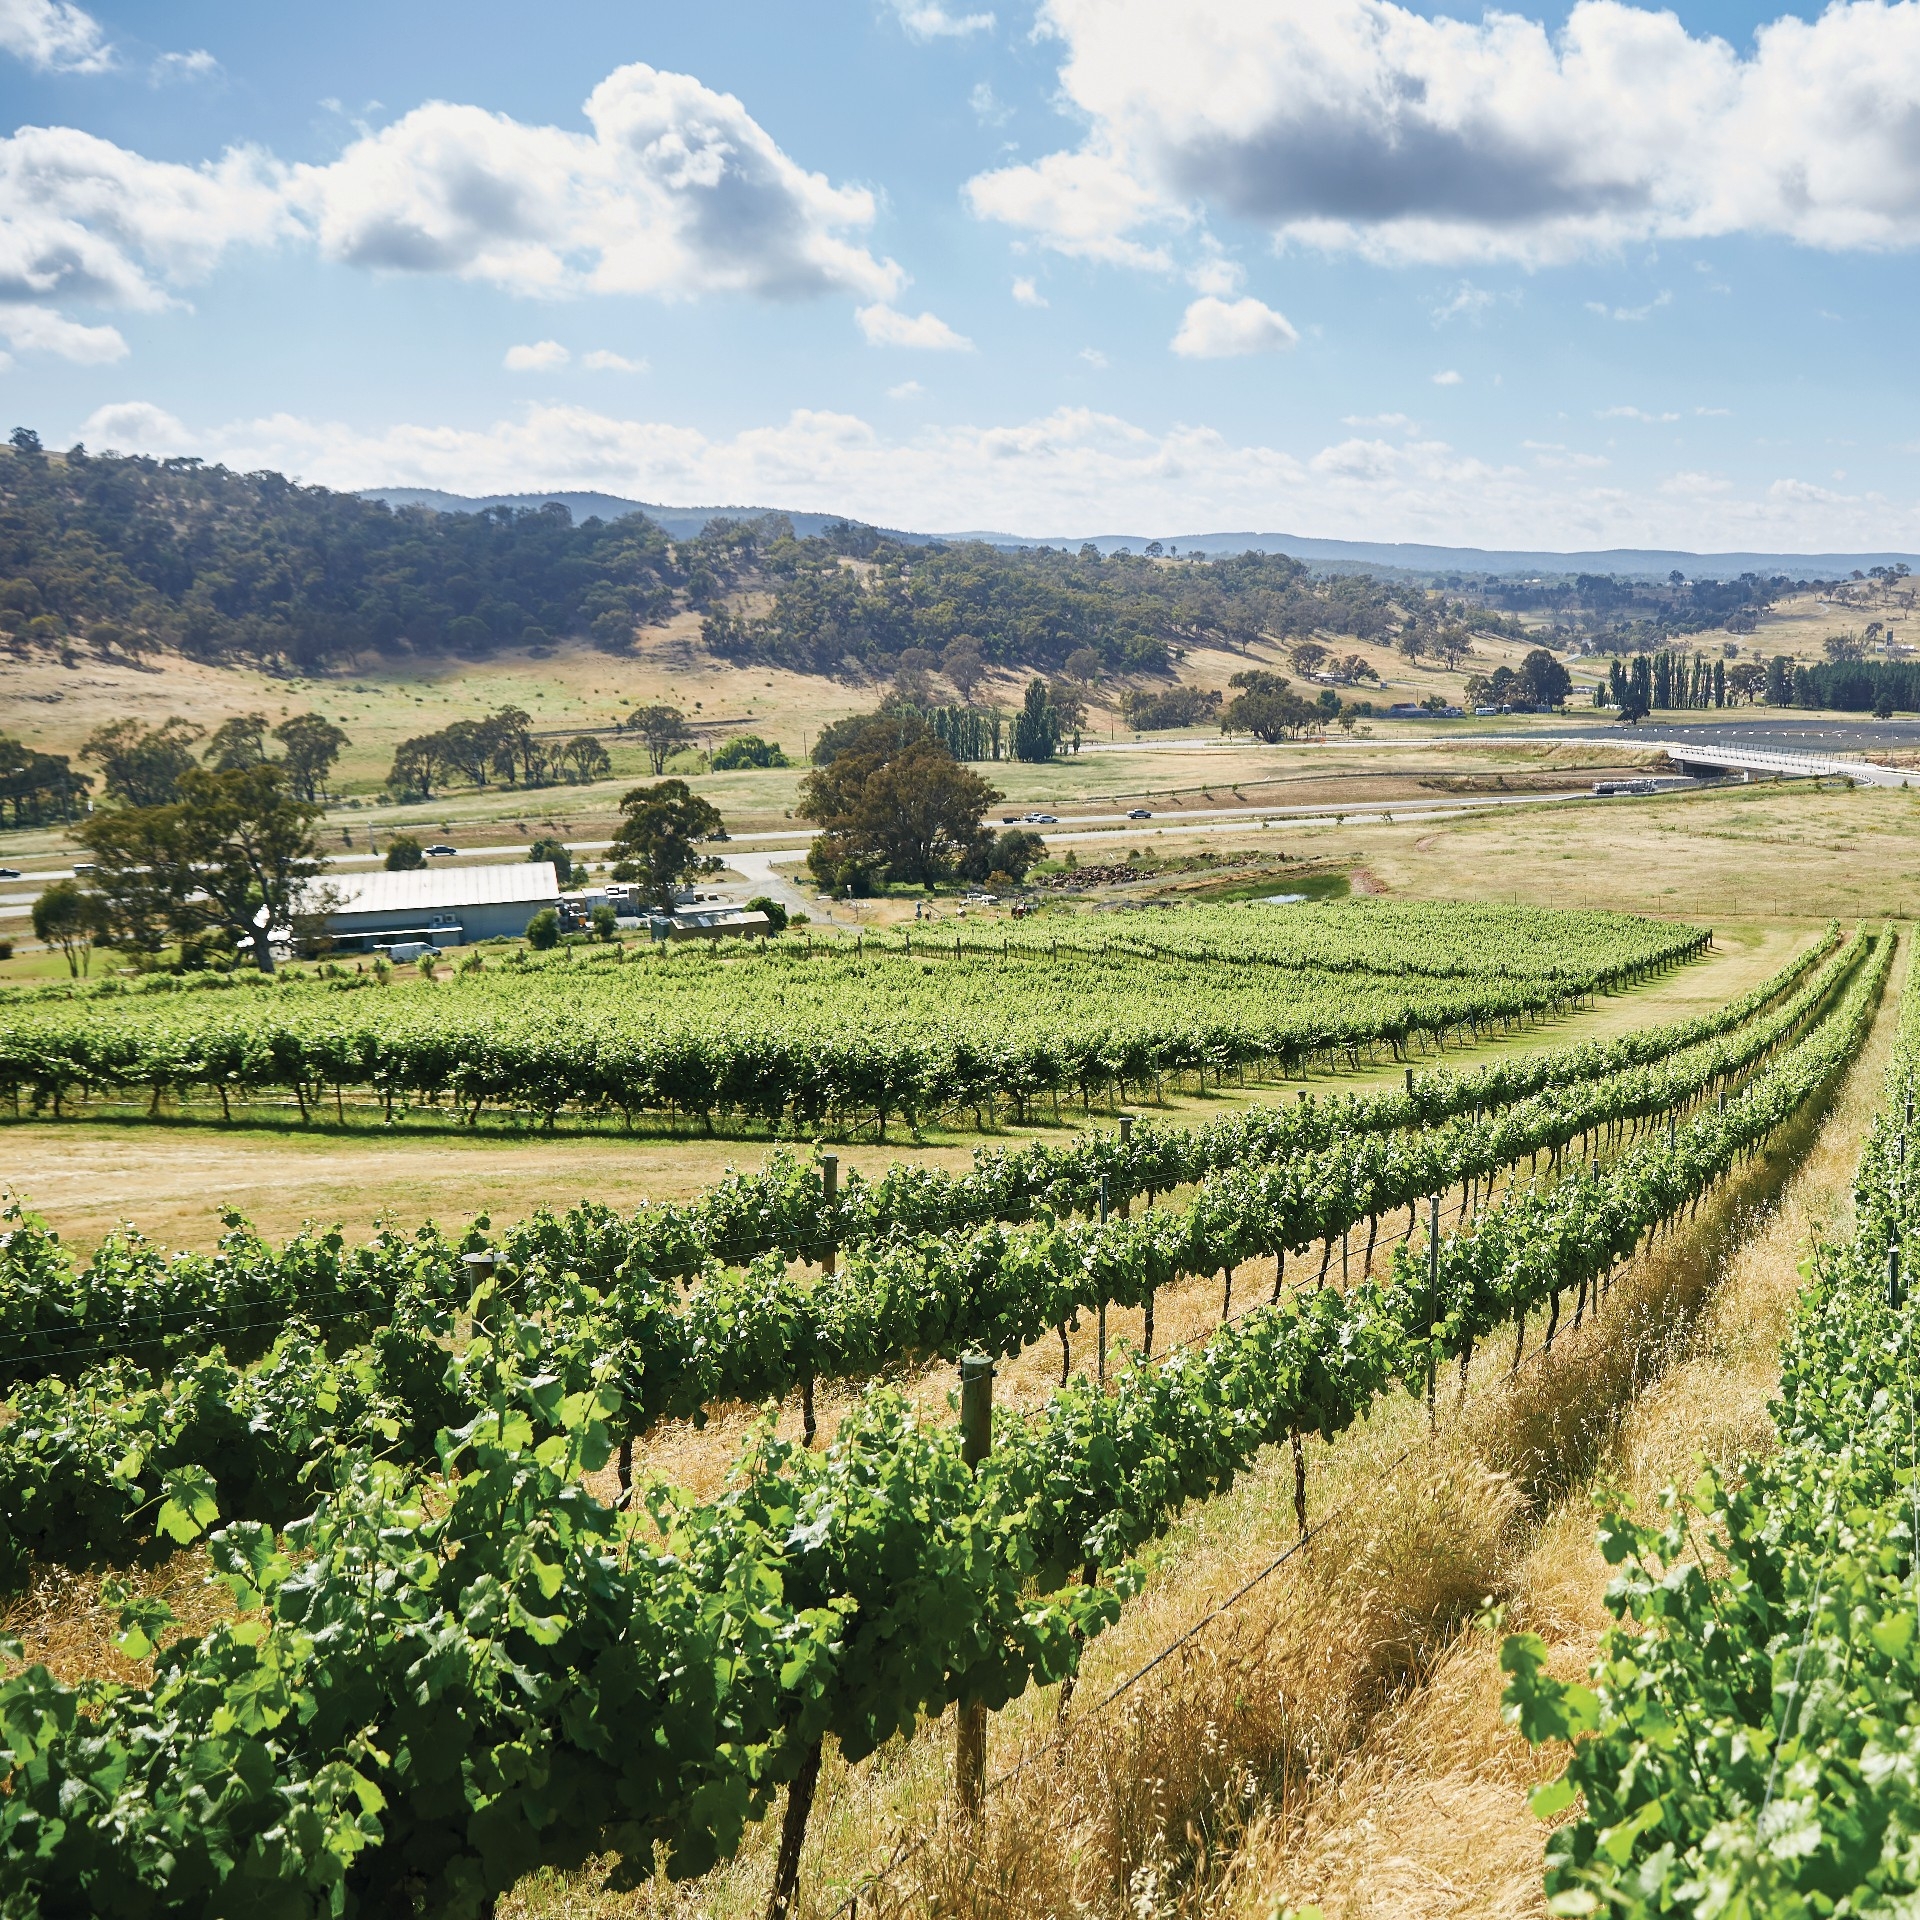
xmin=1125 ymin=807 xmax=1152 ymax=819
xmin=425 ymin=843 xmax=457 ymax=856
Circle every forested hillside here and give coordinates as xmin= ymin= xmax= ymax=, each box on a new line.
xmin=0 ymin=436 xmax=1477 ymax=680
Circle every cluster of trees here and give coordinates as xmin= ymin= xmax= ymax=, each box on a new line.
xmin=701 ymin=533 xmax=1442 ymax=681
xmin=1600 ymin=652 xmax=1764 ymax=719
xmin=1775 ymin=658 xmax=1920 ymax=715
xmin=387 ymin=708 xmax=609 ymax=799
xmin=31 ymin=712 xmax=354 ymax=974
xmin=1217 ymin=671 xmax=1338 ymax=741
xmin=799 ymin=711 xmax=1045 ymax=895
xmin=0 ymin=432 xmax=1590 ymax=689
xmin=1121 ymin=686 xmax=1222 ymax=731
xmin=1479 ymin=569 xmax=1789 ymax=647
xmin=1463 ymin=649 xmax=1573 ymax=711
xmin=0 ymin=432 xmax=681 ymax=669
xmin=0 ymin=734 xmax=88 ymax=826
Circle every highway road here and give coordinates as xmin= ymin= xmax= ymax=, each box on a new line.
xmin=0 ymin=782 xmax=1632 ymax=920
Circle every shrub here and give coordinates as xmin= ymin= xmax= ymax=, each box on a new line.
xmin=591 ymin=903 xmax=618 ymax=941
xmin=745 ymin=894 xmax=789 ymax=933
xmin=525 ymin=908 xmax=560 ymax=951
xmin=710 ymin=734 xmax=790 ymax=771
xmin=383 ymin=834 xmax=424 ymax=871
xmin=528 ymin=837 xmax=574 ymax=886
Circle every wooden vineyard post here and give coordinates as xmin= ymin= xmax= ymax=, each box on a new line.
xmin=462 ymin=1249 xmax=499 ymax=1338
xmin=956 ymin=1353 xmax=995 ymax=1817
xmin=1098 ymin=1175 xmax=1109 ymax=1384
xmin=805 ymin=1154 xmax=838 ymax=1447
xmin=1426 ymin=1194 xmax=1440 ymax=1429
xmin=1118 ymin=1114 xmax=1148 ymax=1356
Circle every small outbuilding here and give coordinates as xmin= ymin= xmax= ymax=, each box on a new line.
xmin=307 ymin=862 xmax=561 ymax=952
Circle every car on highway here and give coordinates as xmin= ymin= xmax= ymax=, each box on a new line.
xmin=1125 ymin=807 xmax=1152 ymax=819
xmin=0 ymin=867 xmax=19 ymax=879
xmin=425 ymin=844 xmax=457 ymax=856
xmin=1023 ymin=811 xmax=1059 ymax=824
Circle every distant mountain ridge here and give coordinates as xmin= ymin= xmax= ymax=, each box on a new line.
xmin=359 ymin=488 xmax=1920 ymax=581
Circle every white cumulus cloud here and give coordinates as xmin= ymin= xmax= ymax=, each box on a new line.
xmin=78 ymin=399 xmax=192 ymax=451
xmin=1432 ymin=368 xmax=1463 ymax=385
xmin=969 ymin=0 xmax=1920 ymax=267
xmin=152 ymin=49 xmax=219 ymax=83
xmin=0 ymin=303 xmax=124 ymax=360
xmin=1170 ymin=293 xmax=1296 ymax=357
xmin=0 ymin=61 xmax=903 ymax=364
xmin=856 ymin=303 xmax=974 ymax=349
xmin=0 ymin=0 xmax=111 ymax=72
xmin=293 ymin=65 xmax=901 ymax=302
xmin=582 ymin=348 xmax=645 ymax=371
xmin=887 ymin=0 xmax=995 ymax=38
xmin=1011 ymin=274 xmax=1047 ymax=306
xmin=504 ymin=339 xmax=570 ymax=370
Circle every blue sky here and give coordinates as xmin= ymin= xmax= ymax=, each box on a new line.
xmin=5 ymin=0 xmax=1920 ymax=550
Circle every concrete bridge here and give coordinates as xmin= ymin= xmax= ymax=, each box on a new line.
xmin=1575 ymin=738 xmax=1916 ymax=788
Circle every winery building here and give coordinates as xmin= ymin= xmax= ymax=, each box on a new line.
xmin=309 ymin=862 xmax=562 ymax=952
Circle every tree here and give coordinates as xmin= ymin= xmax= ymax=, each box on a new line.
xmin=436 ymin=718 xmax=495 ymax=788
xmin=1332 ymin=652 xmax=1379 ymax=686
xmin=77 ymin=802 xmax=195 ymax=957
xmin=611 ymin=779 xmax=724 ymax=910
xmin=1727 ymin=661 xmax=1767 ymax=704
xmin=1221 ymin=670 xmax=1315 ymax=742
xmin=528 ymin=836 xmax=574 ymax=886
xmin=590 ymin=902 xmax=618 ymax=941
xmin=1766 ymin=655 xmax=1795 ymax=705
xmin=628 ymin=705 xmax=692 ymax=775
xmin=943 ymin=639 xmax=986 ymax=702
xmin=274 ymin=713 xmax=349 ymax=801
xmin=1287 ymin=639 xmax=1330 ymax=679
xmin=384 ymin=834 xmax=425 ymax=871
xmin=81 ymin=716 xmax=204 ymax=807
xmin=31 ymin=879 xmax=105 ymax=977
xmin=205 ymin=713 xmax=272 ymax=771
xmin=1824 ymin=632 xmax=1866 ymax=663
xmin=561 ymin=735 xmax=613 ymax=782
xmin=1010 ymin=679 xmax=1062 ymax=763
xmin=78 ymin=765 xmax=326 ymax=970
xmin=800 ymin=726 xmax=1000 ymax=892
xmin=173 ymin=766 xmax=329 ymax=972
xmin=484 ymin=708 xmax=537 ymax=785
xmin=745 ymin=893 xmax=790 ymax=933
xmin=1064 ymin=646 xmax=1102 ymax=686
xmin=525 ymin=908 xmax=560 ymax=950
xmin=1516 ymin=647 xmax=1572 ymax=709
xmin=963 ymin=827 xmax=1045 ymax=886
xmin=388 ymin=735 xmax=443 ymax=800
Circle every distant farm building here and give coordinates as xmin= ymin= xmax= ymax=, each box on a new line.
xmin=309 ymin=862 xmax=561 ymax=951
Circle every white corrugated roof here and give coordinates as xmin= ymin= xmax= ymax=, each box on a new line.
xmin=308 ymin=862 xmax=561 ymax=919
